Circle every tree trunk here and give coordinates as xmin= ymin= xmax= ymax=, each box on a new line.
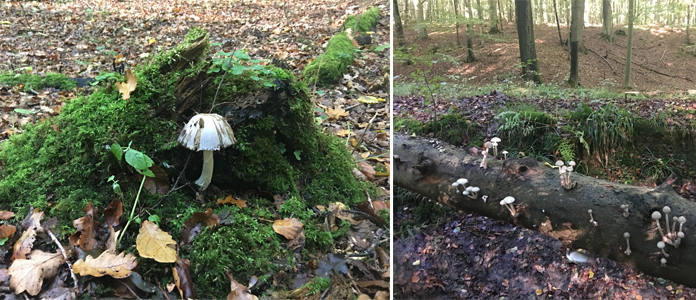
xmin=624 ymin=0 xmax=634 ymax=88
xmin=569 ymin=0 xmax=582 ymax=87
xmin=553 ymin=0 xmax=563 ymax=44
xmin=476 ymin=0 xmax=484 ymax=44
xmin=416 ymin=0 xmax=429 ymax=40
xmin=394 ymin=133 xmax=696 ymax=289
xmin=394 ymin=0 xmax=407 ymax=48
xmin=577 ymin=0 xmax=585 ymax=52
xmin=498 ymin=0 xmax=505 ymax=30
xmin=601 ymin=0 xmax=613 ymax=41
xmin=515 ymin=0 xmax=542 ymax=83
xmin=687 ymin=4 xmax=692 ymax=45
xmin=466 ymin=0 xmax=477 ymax=62
xmin=454 ymin=0 xmax=461 ymax=45
xmin=489 ymin=0 xmax=501 ymax=33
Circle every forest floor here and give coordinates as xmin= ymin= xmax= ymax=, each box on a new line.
xmin=394 ymin=20 xmax=696 ymax=92
xmin=0 ymin=0 xmax=391 ymax=298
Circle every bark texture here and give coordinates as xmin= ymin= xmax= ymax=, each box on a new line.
xmin=489 ymin=0 xmax=501 ymax=33
xmin=466 ymin=0 xmax=477 ymax=62
xmin=601 ymin=0 xmax=613 ymax=41
xmin=514 ymin=0 xmax=542 ymax=83
xmin=394 ymin=133 xmax=696 ymax=288
xmin=568 ymin=0 xmax=582 ymax=86
xmin=416 ymin=0 xmax=429 ymax=40
xmin=624 ymin=0 xmax=634 ymax=88
xmin=394 ymin=0 xmax=407 ymax=48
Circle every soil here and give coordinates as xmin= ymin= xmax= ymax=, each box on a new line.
xmin=394 ymin=21 xmax=696 ymax=91
xmin=393 ymin=204 xmax=696 ymax=299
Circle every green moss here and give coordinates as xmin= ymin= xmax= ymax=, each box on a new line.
xmin=302 ymin=33 xmax=354 ymax=86
xmin=344 ymin=7 xmax=380 ymax=32
xmin=0 ymin=72 xmax=77 ymax=91
xmin=396 ymin=114 xmax=477 ymax=146
xmin=303 ymin=277 xmax=331 ymax=296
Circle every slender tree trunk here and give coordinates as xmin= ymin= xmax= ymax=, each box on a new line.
xmin=466 ymin=0 xmax=477 ymax=62
xmin=489 ymin=0 xmax=501 ymax=33
xmin=498 ymin=0 xmax=505 ymax=30
xmin=687 ymin=4 xmax=692 ymax=45
xmin=569 ymin=0 xmax=582 ymax=87
xmin=577 ymin=0 xmax=585 ymax=52
xmin=454 ymin=0 xmax=461 ymax=45
xmin=394 ymin=0 xmax=407 ymax=48
xmin=601 ymin=0 xmax=613 ymax=41
xmin=553 ymin=0 xmax=563 ymax=44
xmin=515 ymin=0 xmax=542 ymax=83
xmin=476 ymin=0 xmax=484 ymax=44
xmin=394 ymin=133 xmax=696 ymax=290
xmin=624 ymin=0 xmax=634 ymax=88
xmin=416 ymin=0 xmax=429 ymax=40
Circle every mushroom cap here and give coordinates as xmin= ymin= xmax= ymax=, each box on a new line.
xmin=491 ymin=142 xmax=498 ymax=147
xmin=457 ymin=178 xmax=468 ymax=185
xmin=502 ymin=150 xmax=508 ymax=154
xmin=471 ymin=187 xmax=480 ymax=192
xmin=462 ymin=191 xmax=470 ymax=195
xmin=657 ymin=241 xmax=666 ymax=249
xmin=452 ymin=182 xmax=460 ymax=187
xmin=679 ymin=216 xmax=687 ymax=223
xmin=652 ymin=211 xmax=662 ymax=220
xmin=567 ymin=166 xmax=573 ymax=172
xmin=620 ymin=204 xmax=627 ymax=209
xmin=503 ymin=196 xmax=515 ymax=204
xmin=566 ymin=250 xmax=590 ymax=263
xmin=678 ymin=232 xmax=685 ymax=238
xmin=661 ymin=258 xmax=667 ymax=264
xmin=588 ymin=209 xmax=592 ymax=213
xmin=178 ymin=114 xmax=236 ymax=151
xmin=484 ymin=142 xmax=492 ymax=149
xmin=663 ymin=206 xmax=671 ymax=214
xmin=491 ymin=137 xmax=502 ymax=143
xmin=465 ymin=186 xmax=473 ymax=191
xmin=569 ymin=161 xmax=576 ymax=166
xmin=555 ymin=160 xmax=565 ymax=166
xmin=499 ymin=199 xmax=507 ymax=205
xmin=624 ymin=232 xmax=630 ymax=238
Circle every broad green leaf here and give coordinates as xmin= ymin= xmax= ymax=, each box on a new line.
xmin=233 ymin=50 xmax=250 ymax=61
xmin=374 ymin=44 xmax=390 ymax=52
xmin=125 ymin=149 xmax=154 ymax=172
xmin=111 ymin=143 xmax=122 ymax=161
xmin=232 ymin=65 xmax=248 ymax=75
xmin=293 ymin=150 xmax=302 ymax=161
xmin=14 ymin=108 xmax=36 ymax=115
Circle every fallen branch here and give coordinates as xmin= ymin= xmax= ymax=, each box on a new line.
xmin=46 ymin=229 xmax=79 ymax=292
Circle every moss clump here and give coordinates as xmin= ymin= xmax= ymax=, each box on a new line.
xmin=302 ymin=33 xmax=354 ymax=86
xmin=344 ymin=7 xmax=380 ymax=32
xmin=395 ymin=114 xmax=478 ymax=146
xmin=0 ymin=72 xmax=77 ymax=91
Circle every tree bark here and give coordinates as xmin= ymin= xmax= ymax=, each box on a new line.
xmin=687 ymin=4 xmax=692 ymax=45
xmin=394 ymin=133 xmax=696 ymax=288
xmin=394 ymin=0 xmax=407 ymax=48
xmin=624 ymin=0 xmax=634 ymax=88
xmin=569 ymin=0 xmax=582 ymax=87
xmin=489 ymin=0 xmax=501 ymax=33
xmin=454 ymin=0 xmax=461 ymax=45
xmin=601 ymin=0 xmax=613 ymax=41
xmin=466 ymin=0 xmax=477 ymax=62
xmin=515 ymin=0 xmax=542 ymax=83
xmin=553 ymin=0 xmax=563 ymax=44
xmin=416 ymin=0 xmax=429 ymax=40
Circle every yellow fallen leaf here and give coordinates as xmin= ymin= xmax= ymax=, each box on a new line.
xmin=536 ymin=289 xmax=543 ymax=295
xmin=136 ymin=221 xmax=177 ymax=263
xmin=336 ymin=129 xmax=354 ymax=137
xmin=357 ymin=95 xmax=383 ymax=104
xmin=218 ymin=195 xmax=247 ymax=208
xmin=272 ymin=218 xmax=303 ymax=239
xmin=588 ymin=270 xmax=594 ymax=279
xmin=73 ymin=251 xmax=137 ymax=279
xmin=0 ymin=21 xmax=11 ymax=24
xmin=116 ymin=68 xmax=138 ymax=100
xmin=12 ymin=209 xmax=44 ymax=261
xmin=9 ymin=250 xmax=65 ymax=296
xmin=325 ymin=107 xmax=349 ymax=120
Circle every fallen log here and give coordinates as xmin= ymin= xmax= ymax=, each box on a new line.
xmin=394 ymin=132 xmax=696 ymax=287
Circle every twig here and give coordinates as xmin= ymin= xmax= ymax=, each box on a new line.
xmin=210 ymin=43 xmax=239 ymax=113
xmin=151 ymin=151 xmax=193 ymax=210
xmin=350 ymin=111 xmax=379 ymax=155
xmin=586 ymin=47 xmax=614 ymax=71
xmin=157 ymin=281 xmax=172 ymax=300
xmin=121 ymin=280 xmax=142 ymax=300
xmin=46 ymin=229 xmax=79 ymax=291
xmin=660 ymin=49 xmax=667 ymax=62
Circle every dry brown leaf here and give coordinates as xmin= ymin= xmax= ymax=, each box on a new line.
xmin=73 ymin=251 xmax=137 ymax=279
xmin=0 ymin=210 xmax=14 ymax=220
xmin=272 ymin=218 xmax=303 ymax=240
xmin=325 ymin=107 xmax=349 ymax=120
xmin=172 ymin=258 xmax=196 ymax=299
xmin=103 ymin=199 xmax=123 ymax=227
xmin=357 ymin=295 xmax=372 ymax=300
xmin=372 ymin=201 xmax=389 ymax=211
xmin=105 ymin=226 xmax=120 ymax=254
xmin=227 ymin=272 xmax=258 ymax=300
xmin=136 ymin=220 xmax=177 ymax=263
xmin=180 ymin=208 xmax=220 ymax=244
xmin=12 ymin=209 xmax=44 ymax=261
xmin=357 ymin=161 xmax=375 ymax=181
xmin=336 ymin=129 xmax=354 ymax=137
xmin=0 ymin=224 xmax=16 ymax=239
xmin=69 ymin=202 xmax=99 ymax=251
xmin=143 ymin=164 xmax=170 ymax=195
xmin=116 ymin=69 xmax=138 ymax=100
xmin=374 ymin=291 xmax=389 ymax=300
xmin=217 ymin=195 xmax=247 ymax=208
xmin=8 ymin=250 xmax=65 ymax=296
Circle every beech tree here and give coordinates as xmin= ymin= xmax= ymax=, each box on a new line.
xmin=466 ymin=0 xmax=477 ymax=61
xmin=601 ymin=0 xmax=613 ymax=41
xmin=394 ymin=0 xmax=406 ymax=48
xmin=515 ymin=0 xmax=541 ymax=83
xmin=416 ymin=0 xmax=429 ymax=40
xmin=624 ymin=0 xmax=635 ymax=88
xmin=568 ymin=0 xmax=584 ymax=87
xmin=489 ymin=0 xmax=501 ymax=33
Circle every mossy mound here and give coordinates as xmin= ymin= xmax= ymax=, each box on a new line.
xmin=302 ymin=7 xmax=381 ymax=86
xmin=0 ymin=28 xmax=375 ymax=298
xmin=0 ymin=72 xmax=77 ymax=91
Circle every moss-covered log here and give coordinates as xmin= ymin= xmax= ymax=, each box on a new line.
xmin=394 ymin=132 xmax=696 ymax=288
xmin=0 ymin=28 xmax=376 ymax=298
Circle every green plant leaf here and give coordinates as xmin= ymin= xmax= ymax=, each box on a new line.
xmin=125 ymin=149 xmax=154 ymax=172
xmin=293 ymin=150 xmax=302 ymax=161
xmin=232 ymin=65 xmax=248 ymax=75
xmin=111 ymin=143 xmax=122 ymax=161
xmin=14 ymin=108 xmax=36 ymax=115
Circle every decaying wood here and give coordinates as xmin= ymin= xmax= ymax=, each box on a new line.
xmin=394 ymin=133 xmax=696 ymax=288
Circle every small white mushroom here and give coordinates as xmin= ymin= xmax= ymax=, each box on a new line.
xmin=566 ymin=249 xmax=590 ymax=263
xmin=675 ymin=231 xmax=685 ymax=248
xmin=663 ymin=206 xmax=672 ymax=234
xmin=620 ymin=204 xmax=630 ymax=218
xmin=678 ymin=216 xmax=686 ymax=233
xmin=623 ymin=232 xmax=631 ymax=256
xmin=491 ymin=137 xmax=501 ymax=156
xmin=502 ymin=150 xmax=508 ymax=159
xmin=462 ymin=190 xmax=470 ymax=196
xmin=672 ymin=216 xmax=678 ymax=235
xmin=480 ymin=144 xmax=490 ymax=169
xmin=469 ymin=187 xmax=480 ymax=199
xmin=657 ymin=241 xmax=669 ymax=258
xmin=567 ymin=161 xmax=576 ymax=184
xmin=482 ymin=195 xmax=488 ymax=203
xmin=588 ymin=209 xmax=598 ymax=226
xmin=500 ymin=196 xmax=517 ymax=217
xmin=652 ymin=211 xmax=666 ymax=239
xmin=457 ymin=178 xmax=469 ymax=186
xmin=661 ymin=258 xmax=667 ymax=267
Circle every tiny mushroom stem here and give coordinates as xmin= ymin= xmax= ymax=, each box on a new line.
xmin=480 ymin=146 xmax=490 ymax=169
xmin=675 ymin=231 xmax=685 ymax=248
xmin=663 ymin=206 xmax=672 ymax=234
xmin=652 ymin=211 xmax=666 ymax=239
xmin=657 ymin=241 xmax=670 ymax=258
xmin=491 ymin=137 xmax=501 ymax=156
xmin=567 ymin=161 xmax=576 ymax=185
xmin=620 ymin=204 xmax=630 ymax=218
xmin=624 ymin=232 xmax=631 ymax=256
xmin=502 ymin=150 xmax=508 ymax=159
xmin=500 ymin=196 xmax=517 ymax=217
xmin=678 ymin=216 xmax=686 ymax=233
xmin=588 ymin=209 xmax=597 ymax=226
xmin=661 ymin=258 xmax=667 ymax=267
xmin=672 ymin=216 xmax=678 ymax=235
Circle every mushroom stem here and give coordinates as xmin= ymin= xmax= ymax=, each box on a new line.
xmin=588 ymin=209 xmax=597 ymax=226
xmin=195 ymin=150 xmax=215 ymax=190
xmin=624 ymin=232 xmax=631 ymax=256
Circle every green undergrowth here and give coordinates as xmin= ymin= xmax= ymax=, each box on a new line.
xmin=303 ymin=7 xmax=380 ymax=86
xmin=394 ymin=114 xmax=481 ymax=146
xmin=0 ymin=71 xmax=76 ymax=91
xmin=394 ymin=186 xmax=455 ymax=241
xmin=0 ymin=27 xmax=377 ymax=298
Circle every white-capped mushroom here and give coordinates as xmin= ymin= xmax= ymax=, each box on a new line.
xmin=469 ymin=187 xmax=480 ymax=199
xmin=620 ymin=204 xmax=630 ymax=218
xmin=502 ymin=150 xmax=508 ymax=159
xmin=500 ymin=196 xmax=517 ymax=217
xmin=678 ymin=216 xmax=686 ymax=233
xmin=675 ymin=231 xmax=685 ymax=248
xmin=624 ymin=232 xmax=631 ymax=255
xmin=178 ymin=113 xmax=237 ymax=190
xmin=457 ymin=178 xmax=469 ymax=185
xmin=663 ymin=206 xmax=672 ymax=234
xmin=661 ymin=257 xmax=667 ymax=267
xmin=491 ymin=137 xmax=501 ymax=156
xmin=652 ymin=211 xmax=666 ymax=239
xmin=588 ymin=209 xmax=597 ymax=226
xmin=657 ymin=241 xmax=669 ymax=258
